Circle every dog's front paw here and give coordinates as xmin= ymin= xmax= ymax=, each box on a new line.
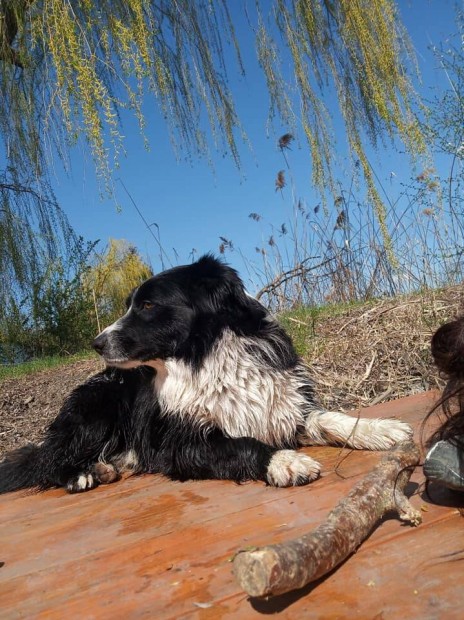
xmin=369 ymin=419 xmax=413 ymax=450
xmin=66 ymin=473 xmax=98 ymax=493
xmin=92 ymin=461 xmax=120 ymax=484
xmin=66 ymin=462 xmax=120 ymax=493
xmin=266 ymin=450 xmax=321 ymax=487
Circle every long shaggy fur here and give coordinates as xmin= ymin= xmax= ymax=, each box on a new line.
xmin=0 ymin=255 xmax=412 ymax=494
xmin=423 ymin=317 xmax=464 ymax=449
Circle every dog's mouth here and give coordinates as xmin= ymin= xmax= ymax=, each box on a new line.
xmin=103 ymin=358 xmax=166 ymax=373
xmin=103 ymin=358 xmax=143 ymax=369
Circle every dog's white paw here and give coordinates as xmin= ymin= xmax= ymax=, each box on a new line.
xmin=305 ymin=411 xmax=414 ymax=451
xmin=66 ymin=473 xmax=97 ymax=493
xmin=266 ymin=450 xmax=321 ymax=487
xmin=367 ymin=418 xmax=413 ymax=450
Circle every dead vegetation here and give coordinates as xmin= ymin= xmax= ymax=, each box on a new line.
xmin=285 ymin=284 xmax=464 ymax=411
xmin=1 ymin=284 xmax=463 ymax=457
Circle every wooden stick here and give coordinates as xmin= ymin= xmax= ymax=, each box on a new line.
xmin=233 ymin=441 xmax=421 ymax=598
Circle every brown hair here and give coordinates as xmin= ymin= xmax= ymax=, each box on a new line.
xmin=424 ymin=317 xmax=464 ymax=448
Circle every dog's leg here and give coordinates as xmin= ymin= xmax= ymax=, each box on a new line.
xmin=46 ymin=371 xmax=142 ymax=493
xmin=0 ymin=368 xmax=137 ymax=494
xmin=159 ymin=429 xmax=321 ymax=487
xmin=301 ymin=409 xmax=413 ymax=450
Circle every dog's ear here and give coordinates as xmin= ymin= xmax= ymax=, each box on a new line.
xmin=190 ymin=254 xmax=249 ymax=310
xmin=185 ymin=255 xmax=270 ymax=341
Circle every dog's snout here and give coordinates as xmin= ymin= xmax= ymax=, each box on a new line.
xmin=92 ymin=333 xmax=107 ymax=355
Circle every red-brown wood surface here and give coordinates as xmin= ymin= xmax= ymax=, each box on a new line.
xmin=0 ymin=392 xmax=463 ymax=619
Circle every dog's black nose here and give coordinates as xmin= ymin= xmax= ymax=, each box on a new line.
xmin=92 ymin=333 xmax=107 ymax=355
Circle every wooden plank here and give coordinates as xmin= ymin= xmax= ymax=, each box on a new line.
xmin=1 ymin=487 xmax=460 ymax=619
xmin=226 ymin=514 xmax=464 ymax=620
xmin=0 ymin=390 xmax=461 ymax=620
xmin=0 ymin=451 xmax=389 ymax=583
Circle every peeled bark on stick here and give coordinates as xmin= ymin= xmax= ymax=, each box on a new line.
xmin=233 ymin=440 xmax=421 ymax=598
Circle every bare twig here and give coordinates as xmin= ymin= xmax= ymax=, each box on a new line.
xmin=0 ymin=182 xmax=57 ymax=207
xmin=335 ymin=300 xmax=422 ymax=335
xmin=233 ymin=441 xmax=421 ymax=598
xmin=286 ymin=317 xmax=311 ymax=327
xmin=336 ymin=303 xmax=385 ymax=334
xmin=354 ymin=350 xmax=377 ymax=389
xmin=256 ymin=257 xmax=332 ymax=301
xmin=368 ymin=388 xmax=393 ymax=406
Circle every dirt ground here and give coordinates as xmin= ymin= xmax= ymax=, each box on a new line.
xmin=0 ymin=358 xmax=103 ymax=455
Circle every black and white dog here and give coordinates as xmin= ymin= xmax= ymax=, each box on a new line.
xmin=0 ymin=255 xmax=412 ymax=494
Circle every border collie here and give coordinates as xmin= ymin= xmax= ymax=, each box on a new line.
xmin=0 ymin=255 xmax=412 ymax=494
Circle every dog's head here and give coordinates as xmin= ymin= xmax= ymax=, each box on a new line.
xmin=92 ymin=254 xmax=268 ymax=369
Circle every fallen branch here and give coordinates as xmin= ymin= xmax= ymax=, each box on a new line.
xmin=233 ymin=441 xmax=421 ymax=598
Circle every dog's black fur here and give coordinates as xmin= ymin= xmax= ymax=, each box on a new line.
xmin=0 ymin=255 xmax=411 ymax=494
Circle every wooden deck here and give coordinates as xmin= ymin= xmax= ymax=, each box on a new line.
xmin=0 ymin=391 xmax=463 ymax=619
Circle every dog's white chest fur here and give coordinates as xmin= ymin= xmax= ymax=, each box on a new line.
xmin=152 ymin=329 xmax=308 ymax=446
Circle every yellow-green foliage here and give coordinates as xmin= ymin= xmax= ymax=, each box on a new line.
xmin=1 ymin=1 xmax=427 ymax=259
xmin=85 ymin=239 xmax=152 ymax=327
xmin=1 ymin=0 xmax=242 ymax=185
xmin=258 ymin=0 xmax=426 ymax=235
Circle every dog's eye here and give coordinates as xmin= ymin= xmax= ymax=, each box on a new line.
xmin=142 ymin=301 xmax=154 ymax=310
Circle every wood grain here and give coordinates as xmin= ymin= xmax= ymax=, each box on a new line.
xmin=1 ymin=391 xmax=463 ymax=619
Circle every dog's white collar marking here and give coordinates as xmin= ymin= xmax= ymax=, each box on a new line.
xmin=152 ymin=329 xmax=309 ymax=446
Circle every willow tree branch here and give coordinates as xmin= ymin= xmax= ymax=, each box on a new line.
xmin=0 ymin=0 xmax=35 ymax=68
xmin=233 ymin=441 xmax=421 ymax=598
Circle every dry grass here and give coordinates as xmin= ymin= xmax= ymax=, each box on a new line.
xmin=284 ymin=284 xmax=464 ymax=411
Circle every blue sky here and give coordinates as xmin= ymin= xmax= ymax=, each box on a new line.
xmin=50 ymin=0 xmax=461 ymax=290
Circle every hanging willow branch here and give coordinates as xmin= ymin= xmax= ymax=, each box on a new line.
xmin=257 ymin=0 xmax=425 ymax=253
xmin=0 ymin=1 xmax=426 ymax=185
xmin=0 ymin=0 xmax=428 ymax=288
